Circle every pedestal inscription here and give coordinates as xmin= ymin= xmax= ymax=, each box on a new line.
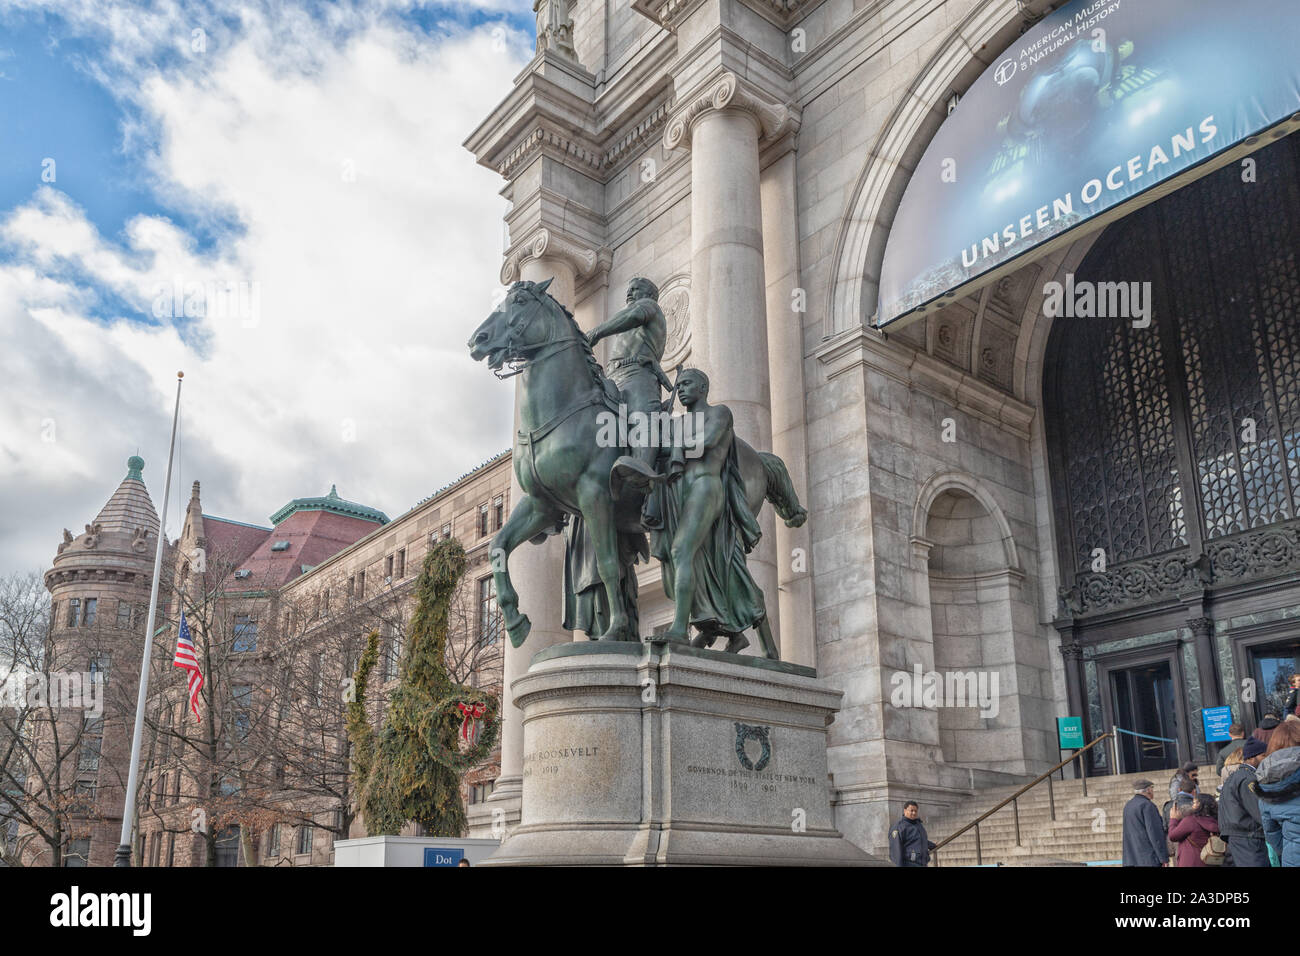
xmin=482 ymin=641 xmax=888 ymax=866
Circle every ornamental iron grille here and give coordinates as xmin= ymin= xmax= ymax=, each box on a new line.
xmin=1046 ymin=132 xmax=1300 ymax=616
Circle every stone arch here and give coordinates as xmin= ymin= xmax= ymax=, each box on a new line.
xmin=911 ymin=470 xmax=1020 ymax=573
xmin=825 ymin=0 xmax=1042 ymax=336
xmin=911 ymin=470 xmax=1050 ymax=772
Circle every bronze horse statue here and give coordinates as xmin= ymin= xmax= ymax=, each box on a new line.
xmin=467 ymin=278 xmax=806 ymax=653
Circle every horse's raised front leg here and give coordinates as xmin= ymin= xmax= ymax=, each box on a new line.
xmin=492 ymin=494 xmax=561 ymax=648
xmin=577 ymin=477 xmax=632 ymax=642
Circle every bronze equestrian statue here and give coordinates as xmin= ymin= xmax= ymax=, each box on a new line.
xmin=467 ymin=277 xmax=806 ymax=659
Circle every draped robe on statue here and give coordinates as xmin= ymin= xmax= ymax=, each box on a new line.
xmin=648 ymin=436 xmax=766 ymax=640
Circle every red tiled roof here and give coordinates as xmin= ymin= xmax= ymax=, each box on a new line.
xmin=227 ymin=509 xmax=379 ymax=589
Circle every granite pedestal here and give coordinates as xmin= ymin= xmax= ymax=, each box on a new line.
xmin=481 ymin=641 xmax=887 ymax=866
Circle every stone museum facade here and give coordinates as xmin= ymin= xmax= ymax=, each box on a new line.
xmin=465 ymin=0 xmax=1300 ymax=854
xmin=23 ymin=454 xmax=510 ymax=866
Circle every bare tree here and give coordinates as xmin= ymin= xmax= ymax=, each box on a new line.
xmin=0 ymin=570 xmax=100 ymax=867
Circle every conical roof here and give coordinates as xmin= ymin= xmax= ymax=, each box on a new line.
xmin=91 ymin=455 xmax=160 ymax=536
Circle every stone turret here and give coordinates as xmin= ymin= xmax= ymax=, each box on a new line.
xmin=27 ymin=456 xmax=167 ymax=866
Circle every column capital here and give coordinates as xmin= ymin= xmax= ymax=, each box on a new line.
xmin=1059 ymin=640 xmax=1084 ymax=663
xmin=500 ymin=227 xmax=608 ymax=286
xmin=663 ymin=71 xmax=800 ymax=152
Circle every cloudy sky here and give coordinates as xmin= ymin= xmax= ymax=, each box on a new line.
xmin=0 ymin=0 xmax=533 ymax=575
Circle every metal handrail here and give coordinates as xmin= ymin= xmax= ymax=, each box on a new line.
xmin=931 ymin=732 xmax=1113 ymax=867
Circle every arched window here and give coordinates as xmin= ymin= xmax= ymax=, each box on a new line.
xmin=1046 ymin=132 xmax=1300 ymax=599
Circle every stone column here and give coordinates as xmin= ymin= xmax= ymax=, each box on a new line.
xmin=478 ymin=228 xmax=597 ymax=834
xmin=1188 ymin=616 xmax=1220 ymax=708
xmin=761 ymin=145 xmax=814 ymax=667
xmin=665 ymin=72 xmax=798 ymax=656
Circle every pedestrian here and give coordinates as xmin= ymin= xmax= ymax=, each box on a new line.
xmin=1255 ymin=719 xmax=1300 ymax=866
xmin=1216 ymin=723 xmax=1246 ymax=776
xmin=888 ymin=800 xmax=935 ymax=867
xmin=1122 ymin=779 xmax=1168 ymax=867
xmin=1252 ymin=715 xmax=1281 ymax=748
xmin=1219 ymin=738 xmax=1269 ymax=867
xmin=1285 ymin=675 xmax=1300 ymax=719
xmin=1169 ymin=792 xmax=1221 ymax=866
xmin=1168 ymin=761 xmax=1199 ymax=803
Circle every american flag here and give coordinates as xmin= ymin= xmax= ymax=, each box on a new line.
xmin=173 ymin=612 xmax=204 ymax=722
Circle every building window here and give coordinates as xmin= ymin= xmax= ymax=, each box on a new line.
xmin=322 ymin=589 xmax=330 ymax=616
xmin=385 ymin=554 xmax=394 ymax=581
xmin=232 ymin=684 xmax=251 ymax=741
xmin=166 ymin=832 xmax=176 ymax=867
xmin=172 ymin=772 xmax=181 ymax=805
xmin=268 ymin=823 xmax=281 ymax=857
xmin=479 ymin=577 xmax=502 ymax=647
xmin=78 ymin=720 xmax=103 ymax=773
xmin=469 ymin=781 xmax=495 ymax=805
xmin=296 ymin=825 xmax=314 ymax=857
xmin=233 ymin=615 xmax=258 ymax=652
xmin=358 ymin=570 xmax=365 ymax=597
xmin=384 ymin=625 xmax=403 ymax=682
xmin=81 ymin=598 xmax=97 ymax=627
xmin=494 ymin=496 xmax=505 ymax=530
xmin=115 ymin=600 xmax=132 ymax=629
xmin=64 ymin=838 xmax=90 ymax=867
xmin=214 ymin=826 xmax=240 ymax=868
xmin=396 ymin=548 xmax=406 ymax=579
xmin=67 ymin=599 xmax=80 ymax=628
xmin=347 ymin=574 xmax=355 ymax=598
xmin=479 ymin=503 xmax=490 ymax=538
xmin=89 ymin=652 xmax=110 ymax=690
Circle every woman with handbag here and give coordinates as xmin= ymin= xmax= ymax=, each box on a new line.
xmin=1169 ymin=793 xmax=1222 ymax=867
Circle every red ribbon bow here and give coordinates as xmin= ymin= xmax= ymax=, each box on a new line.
xmin=457 ymin=702 xmax=486 ymax=744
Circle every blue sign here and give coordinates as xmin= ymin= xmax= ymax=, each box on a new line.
xmin=424 ymin=847 xmax=465 ymax=867
xmin=876 ymin=0 xmax=1300 ymax=326
xmin=1202 ymin=706 xmax=1234 ymax=743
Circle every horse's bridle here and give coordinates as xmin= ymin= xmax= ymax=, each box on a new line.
xmin=493 ymin=287 xmax=583 ymax=380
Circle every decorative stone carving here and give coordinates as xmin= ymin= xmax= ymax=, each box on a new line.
xmin=58 ymin=529 xmax=73 ymax=553
xmin=658 ymin=273 xmax=692 ymax=369
xmin=533 ymin=0 xmax=577 ymax=61
xmin=633 ymin=0 xmax=820 ymax=31
xmin=663 ymin=72 xmax=800 ymax=152
xmin=1059 ymin=640 xmax=1083 ymax=662
xmin=82 ymin=523 xmax=103 ymax=549
xmin=1070 ymin=522 xmax=1300 ymax=616
xmin=500 ymin=227 xmax=601 ymax=286
xmin=131 ymin=526 xmax=150 ymax=553
xmin=498 ymin=125 xmax=603 ymax=181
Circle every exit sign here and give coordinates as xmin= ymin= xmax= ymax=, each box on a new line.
xmin=1057 ymin=716 xmax=1085 ymax=749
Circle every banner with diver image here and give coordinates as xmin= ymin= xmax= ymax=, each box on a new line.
xmin=874 ymin=0 xmax=1300 ymax=327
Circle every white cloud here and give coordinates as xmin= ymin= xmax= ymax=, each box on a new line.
xmin=0 ymin=2 xmax=533 ymax=574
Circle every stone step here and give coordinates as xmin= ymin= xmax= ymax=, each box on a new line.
xmin=917 ymin=765 xmax=1214 ymax=866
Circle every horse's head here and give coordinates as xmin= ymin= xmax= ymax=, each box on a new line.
xmin=467 ymin=278 xmax=566 ymax=374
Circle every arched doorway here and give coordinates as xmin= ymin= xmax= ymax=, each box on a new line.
xmin=1044 ymin=130 xmax=1300 ymax=772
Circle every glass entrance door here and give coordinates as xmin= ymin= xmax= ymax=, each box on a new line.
xmin=1111 ymin=661 xmax=1179 ymax=774
xmin=1249 ymin=639 xmax=1300 ymax=722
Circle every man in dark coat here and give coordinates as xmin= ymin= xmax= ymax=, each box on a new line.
xmin=1123 ymin=780 xmax=1169 ymax=866
xmin=1216 ymin=723 xmax=1246 ymax=776
xmin=889 ymin=801 xmax=936 ymax=867
xmin=1219 ymin=737 xmax=1268 ymax=866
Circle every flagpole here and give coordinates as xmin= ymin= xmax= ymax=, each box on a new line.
xmin=114 ymin=371 xmax=184 ymax=867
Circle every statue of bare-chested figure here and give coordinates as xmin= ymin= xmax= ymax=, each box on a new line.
xmin=649 ymin=368 xmax=776 ymax=657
